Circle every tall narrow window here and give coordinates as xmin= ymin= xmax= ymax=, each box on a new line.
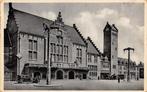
xmin=28 ymin=39 xmax=37 ymax=60
xmin=50 ymin=43 xmax=56 ymax=62
xmin=29 ymin=40 xmax=33 ymax=50
xmin=56 ymin=36 xmax=65 ymax=62
xmin=88 ymin=54 xmax=91 ymax=62
xmin=34 ymin=41 xmax=37 ymax=51
xmin=76 ymin=48 xmax=82 ymax=64
xmin=63 ymin=46 xmax=68 ymax=62
xmin=94 ymin=55 xmax=97 ymax=63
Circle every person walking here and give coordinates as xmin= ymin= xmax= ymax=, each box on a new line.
xmin=118 ymin=76 xmax=120 ymax=83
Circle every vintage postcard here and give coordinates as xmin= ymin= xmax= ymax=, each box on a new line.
xmin=0 ymin=0 xmax=146 ymax=91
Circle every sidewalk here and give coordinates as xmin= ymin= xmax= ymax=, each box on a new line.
xmin=4 ymin=79 xmax=144 ymax=90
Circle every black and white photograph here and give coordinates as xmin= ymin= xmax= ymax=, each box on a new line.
xmin=4 ymin=2 xmax=144 ymax=90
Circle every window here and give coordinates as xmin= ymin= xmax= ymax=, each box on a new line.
xmin=51 ymin=43 xmax=56 ymax=53
xmin=51 ymin=54 xmax=56 ymax=62
xmin=76 ymin=48 xmax=82 ymax=64
xmin=57 ymin=30 xmax=62 ymax=36
xmin=88 ymin=54 xmax=92 ymax=62
xmin=34 ymin=41 xmax=37 ymax=51
xmin=56 ymin=36 xmax=64 ymax=62
xmin=63 ymin=46 xmax=68 ymax=62
xmin=29 ymin=51 xmax=32 ymax=60
xmin=103 ymin=62 xmax=109 ymax=68
xmin=124 ymin=66 xmax=126 ymax=70
xmin=115 ymin=47 xmax=117 ymax=51
xmin=94 ymin=55 xmax=97 ymax=63
xmin=29 ymin=40 xmax=33 ymax=50
xmin=112 ymin=55 xmax=114 ymax=59
xmin=88 ymin=65 xmax=97 ymax=71
xmin=28 ymin=39 xmax=37 ymax=60
xmin=113 ymin=65 xmax=116 ymax=69
xmin=64 ymin=55 xmax=68 ymax=62
xmin=57 ymin=36 xmax=63 ymax=44
xmin=50 ymin=43 xmax=56 ymax=62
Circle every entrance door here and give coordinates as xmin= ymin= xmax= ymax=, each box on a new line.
xmin=56 ymin=70 xmax=63 ymax=79
xmin=34 ymin=72 xmax=41 ymax=78
xmin=68 ymin=71 xmax=74 ymax=79
xmin=83 ymin=74 xmax=87 ymax=79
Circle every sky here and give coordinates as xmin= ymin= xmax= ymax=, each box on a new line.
xmin=4 ymin=3 xmax=144 ymax=64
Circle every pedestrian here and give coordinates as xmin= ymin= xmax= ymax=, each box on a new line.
xmin=137 ymin=77 xmax=139 ymax=80
xmin=118 ymin=76 xmax=120 ymax=83
xmin=98 ymin=76 xmax=99 ymax=80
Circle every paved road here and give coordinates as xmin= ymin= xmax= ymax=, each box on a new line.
xmin=4 ymin=79 xmax=144 ymax=90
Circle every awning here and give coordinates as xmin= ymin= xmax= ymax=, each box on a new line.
xmin=25 ymin=63 xmax=89 ymax=71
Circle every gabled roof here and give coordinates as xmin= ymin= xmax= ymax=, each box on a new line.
xmin=86 ymin=37 xmax=101 ymax=55
xmin=8 ymin=4 xmax=86 ymax=46
xmin=118 ymin=57 xmax=137 ymax=66
xmin=13 ymin=9 xmax=53 ymax=36
xmin=64 ymin=24 xmax=86 ymax=46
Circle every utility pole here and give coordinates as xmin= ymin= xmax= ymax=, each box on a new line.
xmin=43 ymin=23 xmax=51 ymax=85
xmin=123 ymin=47 xmax=134 ymax=82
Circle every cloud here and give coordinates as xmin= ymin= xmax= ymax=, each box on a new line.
xmin=68 ymin=8 xmax=144 ymax=64
xmin=117 ymin=17 xmax=132 ymax=28
xmin=41 ymin=11 xmax=56 ymax=20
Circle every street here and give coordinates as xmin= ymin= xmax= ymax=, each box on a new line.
xmin=4 ymin=79 xmax=144 ymax=90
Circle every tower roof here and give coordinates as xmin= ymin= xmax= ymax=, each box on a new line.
xmin=104 ymin=22 xmax=118 ymax=32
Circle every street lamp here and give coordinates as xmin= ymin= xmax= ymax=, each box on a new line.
xmin=123 ymin=47 xmax=134 ymax=82
xmin=43 ymin=23 xmax=51 ymax=85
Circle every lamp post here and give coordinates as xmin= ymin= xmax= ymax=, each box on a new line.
xmin=123 ymin=47 xmax=134 ymax=82
xmin=43 ymin=23 xmax=51 ymax=85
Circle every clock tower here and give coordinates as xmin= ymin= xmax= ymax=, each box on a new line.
xmin=103 ymin=22 xmax=118 ymax=76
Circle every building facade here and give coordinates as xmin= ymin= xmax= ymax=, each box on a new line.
xmin=4 ymin=3 xmax=144 ymax=81
xmin=103 ymin=22 xmax=118 ymax=76
xmin=5 ymin=4 xmax=89 ymax=81
xmin=138 ymin=62 xmax=144 ymax=79
xmin=100 ymin=55 xmax=110 ymax=79
xmin=86 ymin=37 xmax=101 ymax=80
xmin=118 ymin=57 xmax=139 ymax=80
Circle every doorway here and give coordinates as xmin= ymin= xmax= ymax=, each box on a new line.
xmin=68 ymin=71 xmax=75 ymax=79
xmin=56 ymin=70 xmax=64 ymax=79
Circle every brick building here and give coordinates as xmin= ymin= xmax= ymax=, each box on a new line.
xmin=103 ymin=22 xmax=118 ymax=76
xmin=4 ymin=4 xmax=89 ymax=81
xmin=100 ymin=55 xmax=110 ymax=79
xmin=138 ymin=62 xmax=144 ymax=79
xmin=4 ymin=3 xmax=143 ymax=81
xmin=118 ymin=57 xmax=143 ymax=80
xmin=86 ymin=37 xmax=101 ymax=79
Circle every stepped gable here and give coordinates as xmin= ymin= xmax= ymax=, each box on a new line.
xmin=86 ymin=37 xmax=101 ymax=55
xmin=8 ymin=4 xmax=87 ymax=46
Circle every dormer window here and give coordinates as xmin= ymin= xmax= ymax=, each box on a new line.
xmin=57 ymin=36 xmax=63 ymax=44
